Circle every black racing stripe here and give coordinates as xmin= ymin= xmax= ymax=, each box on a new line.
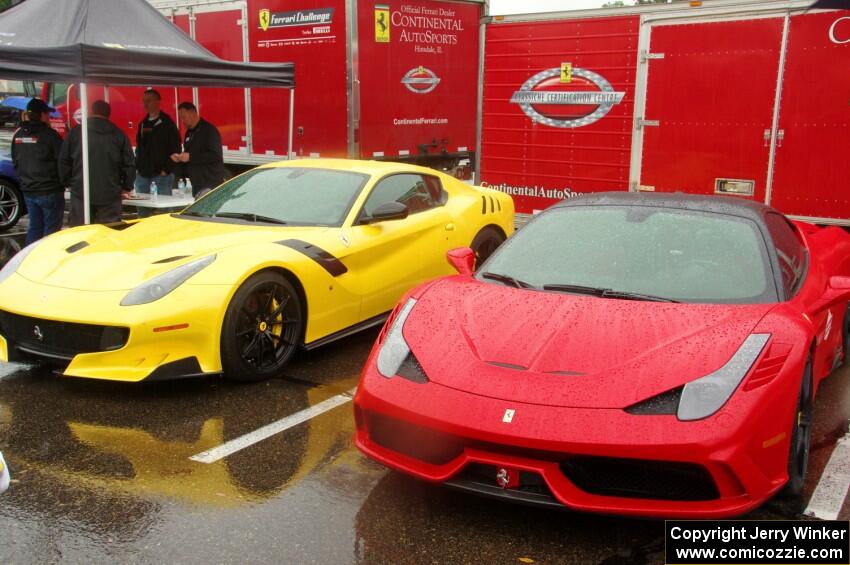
xmin=276 ymin=239 xmax=348 ymax=277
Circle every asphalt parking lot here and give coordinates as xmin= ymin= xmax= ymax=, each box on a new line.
xmin=0 ymin=221 xmax=848 ymax=564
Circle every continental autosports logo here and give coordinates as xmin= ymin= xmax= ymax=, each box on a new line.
xmin=401 ymin=66 xmax=440 ymax=94
xmin=510 ymin=65 xmax=625 ymax=128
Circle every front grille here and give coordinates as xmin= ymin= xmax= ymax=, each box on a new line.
xmin=457 ymin=463 xmax=554 ymax=498
xmin=365 ymin=411 xmax=464 ymax=466
xmin=560 ymin=456 xmax=719 ymax=501
xmin=445 ymin=463 xmax=563 ymax=509
xmin=0 ymin=311 xmax=129 ymax=360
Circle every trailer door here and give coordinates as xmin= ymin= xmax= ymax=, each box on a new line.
xmin=768 ymin=11 xmax=850 ymax=222
xmin=193 ymin=5 xmax=250 ymax=154
xmin=638 ymin=17 xmax=784 ymax=201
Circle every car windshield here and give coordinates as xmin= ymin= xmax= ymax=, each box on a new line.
xmin=182 ymin=167 xmax=368 ymax=226
xmin=479 ymin=205 xmax=777 ymax=304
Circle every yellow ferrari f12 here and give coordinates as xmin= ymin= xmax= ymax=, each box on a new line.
xmin=0 ymin=160 xmax=513 ymax=382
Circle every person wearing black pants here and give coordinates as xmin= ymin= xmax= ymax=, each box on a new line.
xmin=59 ymin=100 xmax=136 ymax=226
xmin=11 ymin=98 xmax=64 ymax=244
xmin=172 ymin=102 xmax=228 ymax=197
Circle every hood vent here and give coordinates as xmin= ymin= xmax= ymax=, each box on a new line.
xmin=487 ymin=361 xmax=528 ymax=371
xmin=65 ymin=241 xmax=89 ymax=253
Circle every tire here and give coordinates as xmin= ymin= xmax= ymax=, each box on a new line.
xmin=0 ymin=180 xmax=24 ymax=233
xmin=220 ymin=271 xmax=304 ymax=382
xmin=782 ymin=358 xmax=813 ymax=497
xmin=470 ymin=226 xmax=505 ymax=270
xmin=842 ymin=305 xmax=850 ymax=367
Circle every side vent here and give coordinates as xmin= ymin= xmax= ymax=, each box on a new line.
xmin=481 ymin=195 xmax=487 ymax=214
xmin=742 ymin=342 xmax=791 ymax=391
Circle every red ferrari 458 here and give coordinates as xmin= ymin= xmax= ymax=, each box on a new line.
xmin=354 ymin=192 xmax=850 ymax=518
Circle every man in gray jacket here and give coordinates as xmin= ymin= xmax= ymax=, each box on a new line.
xmin=60 ymin=100 xmax=135 ymax=226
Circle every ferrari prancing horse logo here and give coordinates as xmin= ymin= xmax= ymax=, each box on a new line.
xmin=259 ymin=8 xmax=271 ymax=32
xmin=502 ymin=408 xmax=515 ymax=423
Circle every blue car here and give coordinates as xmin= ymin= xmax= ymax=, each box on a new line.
xmin=0 ymin=148 xmax=25 ymax=232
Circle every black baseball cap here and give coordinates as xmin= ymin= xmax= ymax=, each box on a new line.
xmin=26 ymin=98 xmax=54 ymax=114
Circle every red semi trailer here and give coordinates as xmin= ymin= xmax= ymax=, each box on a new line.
xmin=476 ymin=0 xmax=850 ymax=224
xmin=40 ymin=0 xmax=482 ymax=173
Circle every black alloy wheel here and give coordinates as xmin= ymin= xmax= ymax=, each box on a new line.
xmin=221 ymin=271 xmax=303 ymax=381
xmin=782 ymin=359 xmax=813 ymax=497
xmin=842 ymin=305 xmax=850 ymax=366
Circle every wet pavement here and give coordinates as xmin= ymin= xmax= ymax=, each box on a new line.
xmin=0 ymin=227 xmax=848 ymax=564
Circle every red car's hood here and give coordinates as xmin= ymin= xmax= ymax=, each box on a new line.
xmin=403 ymin=277 xmax=776 ymax=408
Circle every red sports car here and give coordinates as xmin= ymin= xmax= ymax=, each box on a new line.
xmin=354 ymin=192 xmax=850 ymax=518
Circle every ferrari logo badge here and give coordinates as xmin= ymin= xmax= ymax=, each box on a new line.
xmin=496 ymin=468 xmax=510 ymax=488
xmin=259 ymin=9 xmax=271 ymax=32
xmin=33 ymin=325 xmax=43 ymax=341
xmin=560 ymin=62 xmax=572 ymax=83
xmin=375 ymin=4 xmax=390 ymax=43
xmin=502 ymin=408 xmax=515 ymax=423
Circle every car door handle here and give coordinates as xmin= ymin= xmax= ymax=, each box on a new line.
xmin=445 ymin=223 xmax=456 ymax=231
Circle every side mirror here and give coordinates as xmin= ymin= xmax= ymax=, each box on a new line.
xmin=364 ymin=202 xmax=409 ymax=224
xmin=826 ymin=275 xmax=850 ymax=302
xmin=813 ymin=275 xmax=850 ymax=313
xmin=447 ymin=247 xmax=475 ymax=275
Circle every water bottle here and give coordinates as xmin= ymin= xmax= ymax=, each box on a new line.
xmin=185 ymin=179 xmax=193 ymax=197
xmin=150 ymin=180 xmax=158 ymax=202
xmin=178 ymin=179 xmax=187 ymax=197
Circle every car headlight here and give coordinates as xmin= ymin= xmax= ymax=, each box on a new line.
xmin=121 ymin=255 xmax=216 ymax=306
xmin=376 ymin=298 xmax=417 ymax=378
xmin=677 ymin=333 xmax=770 ymax=421
xmin=0 ymin=240 xmax=39 ymax=285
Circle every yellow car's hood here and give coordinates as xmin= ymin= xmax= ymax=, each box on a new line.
xmin=18 ymin=214 xmax=332 ymax=291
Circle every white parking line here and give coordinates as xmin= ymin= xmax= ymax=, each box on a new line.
xmin=189 ymin=387 xmax=357 ymax=464
xmin=805 ymin=429 xmax=850 ymax=520
xmin=0 ymin=363 xmax=27 ymax=380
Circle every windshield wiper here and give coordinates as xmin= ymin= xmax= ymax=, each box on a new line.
xmin=543 ymin=283 xmax=679 ymax=303
xmin=542 ymin=283 xmax=607 ymax=297
xmin=180 ymin=210 xmax=212 ymax=217
xmin=213 ymin=212 xmax=288 ymax=225
xmin=599 ymin=289 xmax=680 ymax=303
xmin=480 ymin=272 xmax=535 ymax=289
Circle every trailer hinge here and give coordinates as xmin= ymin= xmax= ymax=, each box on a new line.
xmin=640 ymin=50 xmax=665 ymax=63
xmin=237 ymin=19 xmax=246 ymax=25
xmin=635 ymin=118 xmax=660 ymax=129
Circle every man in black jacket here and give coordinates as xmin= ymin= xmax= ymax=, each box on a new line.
xmin=134 ymin=89 xmax=181 ymax=215
xmin=11 ymin=98 xmax=64 ymax=244
xmin=172 ymin=102 xmax=228 ymax=197
xmin=59 ymin=100 xmax=136 ymax=226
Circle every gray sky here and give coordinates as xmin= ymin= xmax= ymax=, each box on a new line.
xmin=488 ymin=0 xmax=615 ymax=14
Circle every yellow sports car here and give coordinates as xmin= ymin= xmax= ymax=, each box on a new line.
xmin=0 ymin=160 xmax=514 ymax=382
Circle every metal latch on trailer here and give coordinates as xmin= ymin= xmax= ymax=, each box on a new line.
xmin=635 ymin=118 xmax=660 ymax=129
xmin=640 ymin=50 xmax=665 ymax=63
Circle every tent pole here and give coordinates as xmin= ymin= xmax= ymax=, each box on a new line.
xmin=80 ymin=83 xmax=91 ymax=225
xmin=287 ymin=88 xmax=294 ymax=160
